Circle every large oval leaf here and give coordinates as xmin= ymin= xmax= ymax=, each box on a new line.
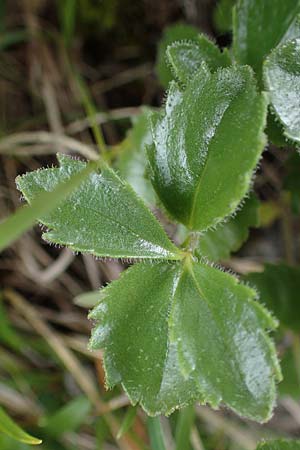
xmin=89 ymin=260 xmax=280 ymax=422
xmin=16 ymin=154 xmax=181 ymax=260
xmin=264 ymin=38 xmax=300 ymax=143
xmin=148 ymin=65 xmax=267 ymax=231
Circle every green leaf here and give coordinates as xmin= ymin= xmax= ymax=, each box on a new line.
xmin=246 ymin=264 xmax=300 ymax=332
xmin=148 ymin=65 xmax=267 ymax=231
xmin=16 ymin=154 xmax=181 ymax=261
xmin=89 ymin=260 xmax=281 ymax=422
xmin=264 ymin=38 xmax=300 ymax=144
xmin=213 ymin=0 xmax=236 ymax=33
xmin=156 ymin=23 xmax=200 ymax=87
xmin=0 ymin=406 xmax=41 ymax=445
xmin=42 ymin=396 xmax=91 ymax=438
xmin=166 ymin=35 xmax=231 ymax=85
xmin=195 ymin=195 xmax=259 ymax=261
xmin=256 ymin=440 xmax=300 ymax=450
xmin=117 ymin=108 xmax=156 ymax=205
xmin=0 ymin=157 xmax=98 ymax=252
xmin=233 ymin=0 xmax=300 ymax=79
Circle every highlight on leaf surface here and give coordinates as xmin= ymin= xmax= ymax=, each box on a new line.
xmin=264 ymin=38 xmax=300 ymax=144
xmin=89 ymin=260 xmax=281 ymax=422
xmin=233 ymin=0 xmax=300 ymax=80
xmin=16 ymin=154 xmax=181 ymax=261
xmin=246 ymin=263 xmax=300 ymax=332
xmin=148 ymin=64 xmax=267 ymax=231
xmin=166 ymin=34 xmax=231 ymax=85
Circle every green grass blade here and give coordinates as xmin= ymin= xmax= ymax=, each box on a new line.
xmin=147 ymin=417 xmax=167 ymax=450
xmin=0 ymin=406 xmax=42 ymax=445
xmin=175 ymin=405 xmax=195 ymax=450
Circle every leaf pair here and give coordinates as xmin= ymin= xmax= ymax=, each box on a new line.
xmin=89 ymin=260 xmax=280 ymax=421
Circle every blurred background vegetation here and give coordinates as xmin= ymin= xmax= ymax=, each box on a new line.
xmin=1 ymin=1 xmax=300 ymax=449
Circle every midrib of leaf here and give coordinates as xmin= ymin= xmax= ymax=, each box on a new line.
xmin=48 ymin=202 xmax=181 ymax=259
xmin=188 ymin=101 xmax=232 ymax=229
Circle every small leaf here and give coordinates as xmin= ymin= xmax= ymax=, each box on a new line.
xmin=117 ymin=108 xmax=156 ymax=205
xmin=156 ymin=23 xmax=200 ymax=87
xmin=264 ymin=38 xmax=300 ymax=144
xmin=148 ymin=65 xmax=267 ymax=231
xmin=16 ymin=154 xmax=181 ymax=261
xmin=89 ymin=260 xmax=280 ymax=421
xmin=0 ymin=406 xmax=41 ymax=445
xmin=166 ymin=35 xmax=231 ymax=85
xmin=233 ymin=0 xmax=300 ymax=79
xmin=195 ymin=195 xmax=259 ymax=261
xmin=246 ymin=263 xmax=300 ymax=332
xmin=256 ymin=440 xmax=300 ymax=450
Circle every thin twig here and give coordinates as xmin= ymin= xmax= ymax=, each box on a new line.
xmin=0 ymin=131 xmax=98 ymax=160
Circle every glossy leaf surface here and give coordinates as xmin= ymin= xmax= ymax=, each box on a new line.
xmin=196 ymin=195 xmax=259 ymax=261
xmin=90 ymin=260 xmax=280 ymax=421
xmin=167 ymin=35 xmax=231 ymax=85
xmin=256 ymin=440 xmax=300 ymax=450
xmin=117 ymin=108 xmax=156 ymax=205
xmin=148 ymin=65 xmax=267 ymax=231
xmin=246 ymin=263 xmax=300 ymax=332
xmin=264 ymin=38 xmax=300 ymax=143
xmin=16 ymin=154 xmax=181 ymax=260
xmin=156 ymin=23 xmax=200 ymax=87
xmin=233 ymin=0 xmax=300 ymax=78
